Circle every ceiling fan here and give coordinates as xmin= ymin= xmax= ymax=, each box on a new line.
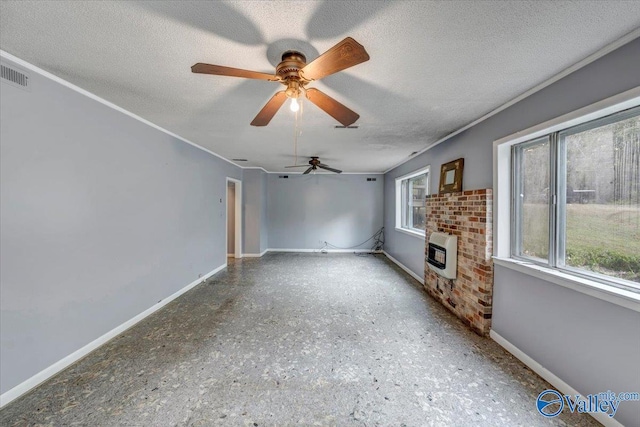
xmin=285 ymin=157 xmax=342 ymax=174
xmin=191 ymin=37 xmax=369 ymax=127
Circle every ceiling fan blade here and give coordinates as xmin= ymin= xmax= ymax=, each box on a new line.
xmin=318 ymin=164 xmax=342 ymax=174
xmin=285 ymin=165 xmax=311 ymax=168
xmin=305 ymin=88 xmax=359 ymax=126
xmin=251 ymin=91 xmax=287 ymax=126
xmin=191 ymin=63 xmax=279 ymax=81
xmin=299 ymin=37 xmax=369 ymax=81
xmin=303 ymin=167 xmax=314 ymax=175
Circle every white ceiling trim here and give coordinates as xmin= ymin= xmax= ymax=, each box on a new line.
xmin=0 ymin=50 xmax=247 ymax=169
xmin=242 ymin=166 xmax=270 ymax=173
xmin=383 ymin=27 xmax=640 ymax=174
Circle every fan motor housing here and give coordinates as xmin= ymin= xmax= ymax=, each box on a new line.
xmin=277 ymin=50 xmax=308 ymax=83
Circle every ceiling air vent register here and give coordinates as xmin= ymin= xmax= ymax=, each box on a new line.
xmin=1 ymin=63 xmax=30 ymax=91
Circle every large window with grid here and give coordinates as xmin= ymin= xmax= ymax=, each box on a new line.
xmin=396 ymin=166 xmax=430 ymax=236
xmin=512 ymin=106 xmax=640 ymax=289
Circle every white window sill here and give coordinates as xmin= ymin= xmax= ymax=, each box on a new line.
xmin=394 ymin=227 xmax=425 ymax=239
xmin=493 ymin=257 xmax=640 ymax=312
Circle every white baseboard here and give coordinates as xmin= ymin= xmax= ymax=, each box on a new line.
xmin=0 ymin=263 xmax=227 ymax=408
xmin=489 ymin=330 xmax=624 ymax=427
xmin=242 ymin=249 xmax=268 ymax=258
xmin=268 ymin=248 xmax=382 ymax=254
xmin=382 ymin=251 xmax=424 ymax=284
xmin=242 ymin=249 xmax=382 ymax=257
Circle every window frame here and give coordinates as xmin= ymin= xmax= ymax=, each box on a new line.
xmin=494 ymin=86 xmax=640 ymax=308
xmin=556 ymin=107 xmax=640 ymax=289
xmin=395 ymin=166 xmax=430 ymax=238
xmin=511 ymin=106 xmax=640 ymax=291
xmin=511 ymin=135 xmax=553 ymax=264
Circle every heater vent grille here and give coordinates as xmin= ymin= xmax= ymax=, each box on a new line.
xmin=1 ymin=63 xmax=30 ymax=91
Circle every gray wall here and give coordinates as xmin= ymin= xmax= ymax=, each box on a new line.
xmin=384 ymin=38 xmax=640 ymax=427
xmin=0 ymin=58 xmax=242 ymax=394
xmin=493 ymin=266 xmax=640 ymax=426
xmin=227 ymin=182 xmax=235 ymax=254
xmin=267 ymin=174 xmax=384 ymax=250
xmin=242 ymin=168 xmax=267 ymax=254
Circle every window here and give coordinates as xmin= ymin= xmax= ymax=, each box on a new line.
xmin=512 ymin=106 xmax=640 ymax=289
xmin=512 ymin=137 xmax=551 ymax=262
xmin=396 ymin=166 xmax=430 ymax=236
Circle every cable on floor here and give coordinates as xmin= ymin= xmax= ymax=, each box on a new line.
xmin=318 ymin=227 xmax=384 ymax=255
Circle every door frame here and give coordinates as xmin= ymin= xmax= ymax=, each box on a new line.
xmin=226 ymin=177 xmax=242 ymax=258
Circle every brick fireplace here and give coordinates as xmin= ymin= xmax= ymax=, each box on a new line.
xmin=424 ymin=189 xmax=493 ymax=336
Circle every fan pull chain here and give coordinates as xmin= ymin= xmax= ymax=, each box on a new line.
xmin=293 ymin=107 xmax=298 ymax=165
xmin=293 ymin=98 xmax=304 ymax=166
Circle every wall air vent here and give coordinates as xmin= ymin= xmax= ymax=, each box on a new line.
xmin=232 ymin=158 xmax=248 ymax=162
xmin=1 ymin=63 xmax=30 ymax=91
xmin=278 ymin=175 xmax=289 ymax=179
xmin=334 ymin=125 xmax=358 ymax=129
xmin=367 ymin=178 xmax=377 ymax=182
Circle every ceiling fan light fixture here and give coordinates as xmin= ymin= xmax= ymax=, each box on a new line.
xmin=191 ymin=37 xmax=369 ymax=126
xmin=290 ymin=97 xmax=300 ymax=112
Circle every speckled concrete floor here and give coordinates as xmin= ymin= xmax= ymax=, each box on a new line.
xmin=1 ymin=253 xmax=600 ymax=426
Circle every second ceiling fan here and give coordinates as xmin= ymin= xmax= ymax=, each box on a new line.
xmin=191 ymin=37 xmax=369 ymax=127
xmin=285 ymin=157 xmax=342 ymax=174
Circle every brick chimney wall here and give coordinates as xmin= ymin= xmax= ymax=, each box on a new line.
xmin=424 ymin=189 xmax=493 ymax=336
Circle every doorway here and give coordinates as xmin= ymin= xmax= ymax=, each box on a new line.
xmin=226 ymin=178 xmax=242 ymax=259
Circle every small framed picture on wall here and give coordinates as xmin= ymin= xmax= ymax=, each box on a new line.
xmin=439 ymin=158 xmax=464 ymax=194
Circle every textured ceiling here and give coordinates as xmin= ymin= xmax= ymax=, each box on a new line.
xmin=1 ymin=1 xmax=640 ymax=172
